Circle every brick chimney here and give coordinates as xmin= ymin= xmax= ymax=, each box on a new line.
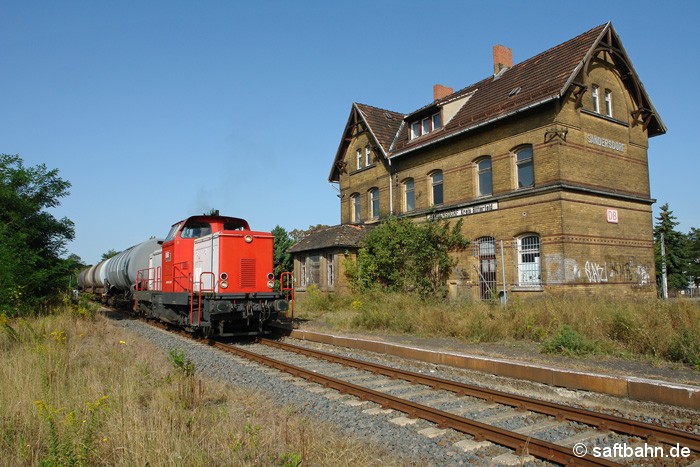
xmin=433 ymin=84 xmax=453 ymax=101
xmin=493 ymin=44 xmax=513 ymax=76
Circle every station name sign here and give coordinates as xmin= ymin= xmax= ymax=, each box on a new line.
xmin=586 ymin=133 xmax=625 ymax=153
xmin=426 ymin=202 xmax=498 ymax=221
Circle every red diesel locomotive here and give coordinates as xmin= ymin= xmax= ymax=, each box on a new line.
xmin=79 ymin=214 xmax=288 ymax=336
xmin=135 ymin=214 xmax=289 ymax=336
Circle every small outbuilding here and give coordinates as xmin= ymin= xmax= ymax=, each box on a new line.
xmin=287 ymin=224 xmax=374 ymax=295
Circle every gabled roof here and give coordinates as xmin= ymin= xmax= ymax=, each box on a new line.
xmin=287 ymin=224 xmax=375 ymax=254
xmin=329 ymin=22 xmax=665 ymax=173
xmin=329 ymin=103 xmax=404 ymax=182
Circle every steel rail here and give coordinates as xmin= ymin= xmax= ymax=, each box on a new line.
xmin=258 ymin=338 xmax=700 ymax=453
xmin=212 ymin=339 xmax=617 ymax=466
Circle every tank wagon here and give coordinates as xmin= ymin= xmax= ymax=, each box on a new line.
xmin=78 ymin=214 xmax=288 ymax=336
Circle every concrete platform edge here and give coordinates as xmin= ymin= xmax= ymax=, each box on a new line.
xmin=286 ymin=329 xmax=700 ymax=410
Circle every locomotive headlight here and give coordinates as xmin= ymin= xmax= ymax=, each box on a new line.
xmin=267 ymin=280 xmax=275 ymax=289
xmin=267 ymin=273 xmax=275 ymax=281
xmin=220 ymin=280 xmax=229 ymax=289
xmin=244 ymin=235 xmax=253 ymax=243
xmin=220 ymin=272 xmax=228 ymax=281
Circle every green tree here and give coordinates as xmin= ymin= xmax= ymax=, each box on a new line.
xmin=352 ymin=217 xmax=468 ymax=296
xmin=653 ymin=203 xmax=689 ymax=292
xmin=271 ymin=225 xmax=294 ymax=278
xmin=0 ymin=154 xmax=75 ymax=314
xmin=686 ymin=227 xmax=700 ymax=288
xmin=101 ymin=249 xmax=120 ymax=261
xmin=289 ymin=224 xmax=328 ymax=243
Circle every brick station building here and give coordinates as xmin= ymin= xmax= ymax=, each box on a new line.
xmin=293 ymin=23 xmax=665 ymax=299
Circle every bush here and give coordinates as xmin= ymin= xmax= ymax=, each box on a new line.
xmin=541 ymin=325 xmax=600 ymax=356
xmin=352 ymin=217 xmax=468 ymax=297
xmin=665 ymin=329 xmax=700 ymax=368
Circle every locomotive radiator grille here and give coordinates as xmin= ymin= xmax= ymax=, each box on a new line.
xmin=240 ymin=258 xmax=256 ymax=288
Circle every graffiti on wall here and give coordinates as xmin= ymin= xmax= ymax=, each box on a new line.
xmin=544 ymin=254 xmax=652 ymax=286
xmin=585 ymin=261 xmax=608 ymax=283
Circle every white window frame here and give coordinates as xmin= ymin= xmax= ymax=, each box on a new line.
xmin=356 ymin=149 xmax=362 ymax=170
xmin=350 ymin=193 xmax=360 ymax=223
xmin=432 ymin=112 xmax=441 ymax=130
xmin=403 ymin=178 xmax=415 ymax=212
xmin=591 ymin=84 xmax=600 ymax=113
xmin=369 ymin=188 xmax=379 ymax=219
xmin=422 ymin=117 xmax=431 ymax=135
xmin=430 ymin=170 xmax=443 ymax=206
xmin=410 ymin=112 xmax=441 ymax=140
xmin=517 ymin=234 xmax=541 ymax=287
xmin=476 ymin=157 xmax=492 ymax=197
xmin=515 ymin=146 xmax=534 ymax=189
xmin=365 ymin=145 xmax=371 ymax=166
xmin=604 ymin=89 xmax=612 ymax=117
xmin=411 ymin=121 xmax=421 ymax=139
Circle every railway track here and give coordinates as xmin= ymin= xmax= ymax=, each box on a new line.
xmin=143 ymin=318 xmax=699 ymax=465
xmin=210 ymin=337 xmax=699 ymax=466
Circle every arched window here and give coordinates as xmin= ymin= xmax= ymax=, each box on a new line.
xmin=516 ymin=234 xmax=541 ymax=287
xmin=368 ymin=188 xmax=379 ymax=219
xmin=515 ymin=146 xmax=534 ymax=189
xmin=403 ymin=178 xmax=415 ymax=212
xmin=430 ymin=170 xmax=443 ymax=206
xmin=475 ymin=236 xmax=496 ymax=299
xmin=350 ymin=193 xmax=361 ymax=223
xmin=476 ymin=157 xmax=492 ymax=197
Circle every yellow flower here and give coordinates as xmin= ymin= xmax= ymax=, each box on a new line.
xmin=119 ymin=340 xmax=126 ymax=345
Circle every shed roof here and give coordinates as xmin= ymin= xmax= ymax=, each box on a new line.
xmin=287 ymin=224 xmax=375 ymax=254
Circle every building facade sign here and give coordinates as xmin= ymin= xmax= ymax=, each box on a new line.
xmin=427 ymin=202 xmax=498 ymax=221
xmin=586 ymin=133 xmax=626 ymax=152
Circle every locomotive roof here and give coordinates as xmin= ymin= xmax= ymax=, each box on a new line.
xmin=176 ymin=215 xmax=250 ymax=227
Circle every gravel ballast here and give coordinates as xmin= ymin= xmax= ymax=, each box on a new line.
xmin=111 ymin=316 xmax=534 ymax=466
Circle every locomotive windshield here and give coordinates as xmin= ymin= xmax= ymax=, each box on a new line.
xmin=164 ymin=222 xmax=182 ymax=242
xmin=180 ymin=221 xmax=212 ymax=239
xmin=223 ymin=220 xmax=247 ymax=231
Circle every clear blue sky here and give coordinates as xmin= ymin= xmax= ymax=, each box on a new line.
xmin=2 ymin=1 xmax=698 ymax=265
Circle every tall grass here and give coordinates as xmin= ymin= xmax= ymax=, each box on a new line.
xmin=0 ymin=307 xmax=399 ymax=466
xmin=296 ymin=291 xmax=700 ymax=368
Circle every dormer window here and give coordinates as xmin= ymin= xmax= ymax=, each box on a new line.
xmin=411 ymin=121 xmax=420 ymax=139
xmin=410 ymin=111 xmax=442 ymax=140
xmin=432 ymin=113 xmax=441 ymax=130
